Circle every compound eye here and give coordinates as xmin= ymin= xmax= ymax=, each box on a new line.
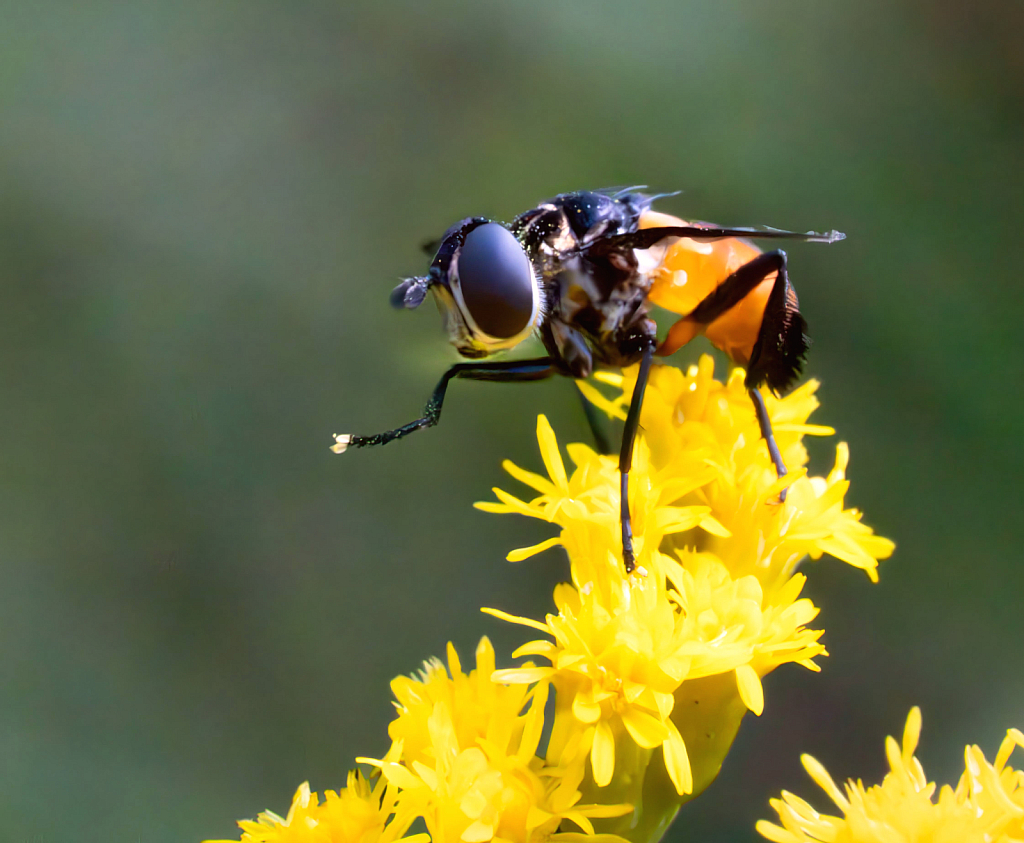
xmin=456 ymin=223 xmax=535 ymax=340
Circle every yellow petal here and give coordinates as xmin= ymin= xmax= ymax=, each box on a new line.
xmin=591 ymin=721 xmax=616 ymax=786
xmin=377 ymin=761 xmax=423 ymax=791
xmin=446 ymin=641 xmax=463 ymax=679
xmin=561 ymin=812 xmax=595 ymax=836
xmin=570 ymin=803 xmax=634 ymax=818
xmin=698 ymin=514 xmax=731 ymax=537
xmin=573 ymin=694 xmax=602 ymax=724
xmin=801 ymin=753 xmax=849 ymax=810
xmin=501 ymin=458 xmax=556 ymax=495
xmin=537 ymin=415 xmax=569 ymax=489
xmin=411 ymin=760 xmax=438 ymax=791
xmin=754 ymin=820 xmax=800 ymax=843
xmin=620 ymin=706 xmax=669 ymax=748
xmin=492 ymin=666 xmax=553 ymax=685
xmin=511 ymin=640 xmax=557 ymax=659
xmin=735 ymin=664 xmax=764 ymax=716
xmin=592 ymin=371 xmax=624 ymax=387
xmin=473 ymin=501 xmax=516 ymax=514
xmin=507 ymin=536 xmax=562 ymax=562
xmin=576 ymin=379 xmax=628 ymax=420
xmin=663 ymin=720 xmax=693 ymax=795
xmin=461 ymin=820 xmax=496 ymax=842
xmin=902 ymin=706 xmax=922 ymax=759
xmin=519 ymin=680 xmax=549 ymax=760
xmin=481 ymin=607 xmax=552 ymax=634
xmin=486 ymin=488 xmax=539 ymax=518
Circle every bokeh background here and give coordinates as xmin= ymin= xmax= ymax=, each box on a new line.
xmin=1 ymin=2 xmax=1022 ymax=841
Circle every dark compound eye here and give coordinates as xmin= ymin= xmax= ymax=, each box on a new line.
xmin=456 ymin=223 xmax=535 ymax=340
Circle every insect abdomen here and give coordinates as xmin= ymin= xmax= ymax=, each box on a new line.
xmin=642 ymin=210 xmax=771 ymax=364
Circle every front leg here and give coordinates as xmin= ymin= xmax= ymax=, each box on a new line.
xmin=332 ymin=358 xmax=555 ymax=453
xmin=619 ymin=341 xmax=656 ymax=573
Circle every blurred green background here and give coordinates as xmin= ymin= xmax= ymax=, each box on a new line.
xmin=1 ymin=2 xmax=1022 ymax=840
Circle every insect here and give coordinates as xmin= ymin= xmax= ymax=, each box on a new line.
xmin=333 ymin=188 xmax=844 ymax=572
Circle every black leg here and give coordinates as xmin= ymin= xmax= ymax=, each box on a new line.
xmin=620 ymin=342 xmax=656 ymax=573
xmin=738 ymin=256 xmax=807 ymax=503
xmin=333 ymin=358 xmax=555 ymax=453
xmin=575 ymin=382 xmax=615 ymax=456
xmin=749 ymin=387 xmax=789 ymax=502
xmin=744 ymin=254 xmax=809 ymax=396
xmin=686 ymin=250 xmax=786 ymax=325
xmin=658 ymin=250 xmax=790 ymax=357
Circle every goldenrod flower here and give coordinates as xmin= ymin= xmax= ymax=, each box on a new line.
xmin=664 ymin=553 xmax=826 ymax=699
xmin=486 ymin=573 xmax=695 ymax=797
xmin=208 ymin=355 xmax=897 ymax=843
xmin=757 ymin=707 xmax=1024 ymax=843
xmin=476 ymin=414 xmax=727 ymax=589
xmin=205 ymin=768 xmax=425 ymax=843
xmin=475 ymin=358 xmax=893 ymax=814
xmin=484 ymin=551 xmax=826 ymax=800
xmin=360 ymin=639 xmax=632 ymax=843
xmin=582 ymin=357 xmax=895 ymax=590
xmin=388 ymin=638 xmax=534 ymax=770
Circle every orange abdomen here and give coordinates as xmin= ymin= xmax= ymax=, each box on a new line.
xmin=640 ymin=210 xmax=776 ymax=365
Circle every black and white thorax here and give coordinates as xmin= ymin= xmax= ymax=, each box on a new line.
xmin=510 ymin=191 xmax=662 ymax=378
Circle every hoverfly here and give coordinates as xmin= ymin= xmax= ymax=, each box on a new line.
xmin=333 ymin=188 xmax=844 ymax=572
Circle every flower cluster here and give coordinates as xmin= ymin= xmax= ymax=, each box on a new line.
xmin=203 ymin=768 xmax=425 ymax=843
xmin=475 ymin=357 xmax=893 ymax=834
xmin=209 ymin=357 xmax=894 ymax=843
xmin=758 ymin=707 xmax=1024 ymax=843
xmin=360 ymin=638 xmax=632 ymax=843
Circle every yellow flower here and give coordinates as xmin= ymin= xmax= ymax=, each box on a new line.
xmin=360 ymin=639 xmax=631 ymax=843
xmin=204 ymin=769 xmax=425 ymax=843
xmin=388 ymin=638 xmax=534 ymax=770
xmin=757 ymin=707 xmax=1024 ymax=843
xmin=208 ymin=355 xmax=898 ymax=843
xmin=475 ymin=359 xmax=892 ymax=811
xmin=664 ymin=553 xmax=826 ymax=699
xmin=475 ymin=413 xmax=728 ymax=600
xmin=487 ymin=574 xmax=694 ymax=797
xmin=599 ymin=357 xmax=894 ymax=591
xmin=485 ymin=551 xmax=826 ymax=799
xmin=481 ymin=358 xmax=892 ymax=598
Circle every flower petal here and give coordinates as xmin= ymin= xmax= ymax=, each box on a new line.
xmin=736 ymin=664 xmax=764 ymax=716
xmin=591 ymin=721 xmax=616 ymax=786
xmin=663 ymin=719 xmax=693 ymax=795
xmin=537 ymin=415 xmax=569 ymax=490
xmin=620 ymin=706 xmax=669 ymax=749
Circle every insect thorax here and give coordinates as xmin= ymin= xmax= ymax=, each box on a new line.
xmin=511 ymin=191 xmax=659 ymax=377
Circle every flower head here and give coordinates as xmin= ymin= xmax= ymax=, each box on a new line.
xmin=757 ymin=707 xmax=1024 ymax=843
xmin=204 ymin=769 xmax=424 ymax=843
xmin=476 ymin=412 xmax=726 ymax=591
xmin=361 ymin=639 xmax=631 ymax=843
xmin=476 ymin=358 xmax=893 ymax=803
xmin=388 ymin=637 xmax=534 ymax=770
xmin=587 ymin=357 xmax=894 ymax=588
xmin=208 ymin=355 xmax=898 ymax=843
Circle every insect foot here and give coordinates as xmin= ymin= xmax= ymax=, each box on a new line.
xmin=330 ymin=434 xmax=353 ymax=454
